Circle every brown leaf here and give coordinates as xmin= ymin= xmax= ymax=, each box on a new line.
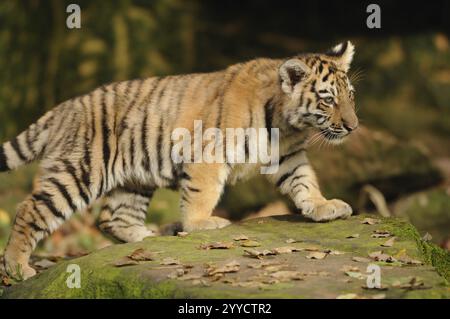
xmin=113 ymin=257 xmax=139 ymax=267
xmin=422 ymin=232 xmax=432 ymax=242
xmin=243 ymin=248 xmax=275 ymax=259
xmin=341 ymin=265 xmax=360 ymax=272
xmin=160 ymin=257 xmax=181 ymax=266
xmin=345 ymin=271 xmax=365 ymax=280
xmin=381 ymin=237 xmax=396 ymax=247
xmin=127 ymin=248 xmax=156 ymax=261
xmin=394 ymin=250 xmax=423 ymax=265
xmin=247 ymin=260 xmax=281 ymax=269
xmin=271 ymin=246 xmax=302 ymax=255
xmin=200 ymin=241 xmax=234 ymax=250
xmin=306 ymin=252 xmax=327 ymax=260
xmin=371 ymin=230 xmax=392 ymax=238
xmin=233 ymin=234 xmax=249 ymax=241
xmin=361 ymin=218 xmax=380 ymax=225
xmin=270 ymin=270 xmax=305 ymax=281
xmin=352 ymin=256 xmax=372 ymax=263
xmin=368 ymin=251 xmax=397 ymax=263
xmin=206 ymin=261 xmax=240 ymax=276
xmin=346 ymin=234 xmax=360 ymax=239
xmin=240 ymin=240 xmax=261 ymax=247
xmin=324 ymin=249 xmax=346 ymax=255
xmin=392 ymin=277 xmax=430 ymax=290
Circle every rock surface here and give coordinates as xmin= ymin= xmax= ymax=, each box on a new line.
xmin=2 ymin=214 xmax=449 ymax=299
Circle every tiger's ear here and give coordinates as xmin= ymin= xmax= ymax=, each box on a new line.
xmin=326 ymin=41 xmax=355 ymax=72
xmin=279 ymin=59 xmax=311 ymax=94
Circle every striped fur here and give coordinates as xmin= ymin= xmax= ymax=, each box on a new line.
xmin=1 ymin=41 xmax=358 ymax=280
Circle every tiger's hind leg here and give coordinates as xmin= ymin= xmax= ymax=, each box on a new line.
xmin=3 ymin=173 xmax=95 ymax=280
xmin=97 ymin=187 xmax=156 ymax=243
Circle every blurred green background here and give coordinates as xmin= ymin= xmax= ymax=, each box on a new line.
xmin=0 ymin=0 xmax=449 ymax=255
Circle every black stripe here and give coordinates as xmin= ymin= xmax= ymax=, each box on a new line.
xmin=141 ymin=106 xmax=150 ymax=171
xmin=100 ymin=94 xmax=111 ymax=190
xmin=279 ymin=148 xmax=305 ymax=165
xmin=264 ymin=97 xmax=275 ymax=140
xmin=187 ymin=186 xmax=200 ymax=193
xmin=0 ymin=146 xmax=8 ymax=171
xmin=290 ymin=174 xmax=307 ymax=187
xmin=10 ymin=137 xmax=27 ymax=161
xmin=276 ymin=163 xmax=308 ymax=188
xmin=141 ymin=78 xmax=163 ymax=171
xmin=32 ymin=192 xmax=65 ymax=220
xmin=47 ymin=177 xmax=77 ymax=212
xmin=62 ymin=159 xmax=90 ymax=205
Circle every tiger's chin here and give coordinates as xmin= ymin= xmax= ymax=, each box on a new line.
xmin=321 ymin=130 xmax=348 ymax=145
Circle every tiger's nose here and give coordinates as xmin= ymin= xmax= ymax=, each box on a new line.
xmin=343 ymin=121 xmax=358 ymax=132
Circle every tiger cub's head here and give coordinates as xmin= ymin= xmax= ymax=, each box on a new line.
xmin=279 ymin=41 xmax=358 ymax=144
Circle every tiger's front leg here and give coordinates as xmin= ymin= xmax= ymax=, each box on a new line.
xmin=180 ymin=163 xmax=231 ymax=232
xmin=268 ymin=150 xmax=352 ymax=221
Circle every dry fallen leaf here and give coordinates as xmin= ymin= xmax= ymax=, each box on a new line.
xmin=160 ymin=257 xmax=181 ymax=266
xmin=381 ymin=237 xmax=396 ymax=247
xmin=240 ymin=240 xmax=261 ymax=248
xmin=271 ymin=246 xmax=302 ymax=254
xmin=352 ymin=256 xmax=372 ymax=263
xmin=394 ymin=250 xmax=423 ymax=265
xmin=345 ymin=271 xmax=365 ymax=280
xmin=361 ymin=218 xmax=380 ymax=225
xmin=392 ymin=277 xmax=430 ymax=290
xmin=306 ymin=252 xmax=327 ymax=260
xmin=324 ymin=249 xmax=346 ymax=255
xmin=285 ymin=238 xmax=298 ymax=244
xmin=243 ymin=249 xmax=274 ymax=259
xmin=127 ymin=248 xmax=156 ymax=261
xmin=422 ymin=232 xmax=432 ymax=242
xmin=233 ymin=234 xmax=249 ymax=241
xmin=371 ymin=230 xmax=392 ymax=238
xmin=346 ymin=234 xmax=360 ymax=239
xmin=368 ymin=251 xmax=397 ymax=263
xmin=206 ymin=260 xmax=240 ymax=276
xmin=247 ymin=260 xmax=281 ymax=269
xmin=270 ymin=270 xmax=304 ymax=281
xmin=113 ymin=257 xmax=139 ymax=267
xmin=200 ymin=241 xmax=234 ymax=250
xmin=341 ymin=265 xmax=360 ymax=272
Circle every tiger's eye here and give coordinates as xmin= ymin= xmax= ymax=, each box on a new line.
xmin=323 ymin=97 xmax=334 ymax=105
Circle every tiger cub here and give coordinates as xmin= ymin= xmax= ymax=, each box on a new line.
xmin=0 ymin=41 xmax=358 ymax=279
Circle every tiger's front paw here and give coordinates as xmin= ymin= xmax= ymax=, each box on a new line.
xmin=301 ymin=198 xmax=352 ymax=222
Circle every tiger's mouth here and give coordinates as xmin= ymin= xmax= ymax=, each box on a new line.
xmin=320 ymin=129 xmax=349 ymax=144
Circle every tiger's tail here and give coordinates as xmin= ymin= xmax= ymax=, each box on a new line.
xmin=0 ymin=110 xmax=55 ymax=172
